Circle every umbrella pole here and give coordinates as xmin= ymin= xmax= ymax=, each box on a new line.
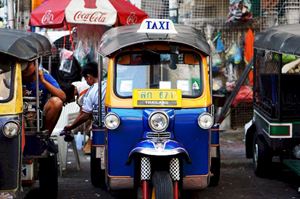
xmin=7 ymin=0 xmax=14 ymax=28
xmin=16 ymin=0 xmax=20 ymax=29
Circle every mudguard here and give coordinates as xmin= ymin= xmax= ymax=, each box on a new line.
xmin=128 ymin=139 xmax=191 ymax=162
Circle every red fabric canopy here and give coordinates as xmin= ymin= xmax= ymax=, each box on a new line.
xmin=30 ymin=0 xmax=148 ymax=28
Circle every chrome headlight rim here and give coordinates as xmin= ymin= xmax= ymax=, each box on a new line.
xmin=104 ymin=112 xmax=120 ymax=130
xmin=148 ymin=111 xmax=169 ymax=132
xmin=2 ymin=121 xmax=20 ymax=138
xmin=198 ymin=112 xmax=214 ymax=130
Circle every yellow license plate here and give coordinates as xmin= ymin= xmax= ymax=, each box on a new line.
xmin=133 ymin=89 xmax=182 ymax=107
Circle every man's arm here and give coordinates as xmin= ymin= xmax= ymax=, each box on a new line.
xmin=39 ymin=70 xmax=66 ymax=102
xmin=64 ymin=111 xmax=92 ymax=131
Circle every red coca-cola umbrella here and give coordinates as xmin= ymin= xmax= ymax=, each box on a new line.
xmin=30 ymin=0 xmax=148 ymax=28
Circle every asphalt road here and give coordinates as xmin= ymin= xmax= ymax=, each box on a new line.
xmin=22 ymin=129 xmax=300 ymax=199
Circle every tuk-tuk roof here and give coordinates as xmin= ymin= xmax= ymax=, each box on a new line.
xmin=255 ymin=24 xmax=300 ymax=55
xmin=0 ymin=28 xmax=52 ymax=61
xmin=98 ymin=24 xmax=210 ymax=56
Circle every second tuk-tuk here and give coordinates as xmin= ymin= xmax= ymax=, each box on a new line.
xmin=91 ymin=19 xmax=220 ymax=198
xmin=245 ymin=24 xmax=300 ymax=178
xmin=0 ymin=28 xmax=58 ymax=198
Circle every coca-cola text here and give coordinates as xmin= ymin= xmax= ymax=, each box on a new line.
xmin=73 ymin=11 xmax=107 ymax=23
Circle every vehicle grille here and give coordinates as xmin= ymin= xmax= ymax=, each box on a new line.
xmin=146 ymin=132 xmax=171 ymax=139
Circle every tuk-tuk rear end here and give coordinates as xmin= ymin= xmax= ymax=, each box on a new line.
xmin=245 ymin=24 xmax=300 ymax=179
xmin=91 ymin=19 xmax=220 ymax=198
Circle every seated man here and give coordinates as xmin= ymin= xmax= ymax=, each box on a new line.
xmin=63 ymin=61 xmax=106 ymax=132
xmin=22 ymin=60 xmax=66 ymax=135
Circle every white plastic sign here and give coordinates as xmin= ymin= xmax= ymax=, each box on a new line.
xmin=137 ymin=18 xmax=177 ymax=34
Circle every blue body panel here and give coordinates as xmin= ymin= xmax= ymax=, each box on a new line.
xmin=92 ymin=128 xmax=105 ymax=145
xmin=173 ymin=108 xmax=209 ymax=176
xmin=211 ymin=124 xmax=220 ymax=145
xmin=107 ymin=108 xmax=210 ymax=177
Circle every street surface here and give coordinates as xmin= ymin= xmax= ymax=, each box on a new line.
xmin=22 ymin=129 xmax=300 ymax=199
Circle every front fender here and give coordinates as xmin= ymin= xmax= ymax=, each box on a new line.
xmin=128 ymin=139 xmax=191 ymax=163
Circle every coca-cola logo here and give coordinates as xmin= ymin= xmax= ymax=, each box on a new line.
xmin=73 ymin=11 xmax=107 ymax=23
xmin=127 ymin=12 xmax=138 ymax=25
xmin=41 ymin=10 xmax=54 ymax=25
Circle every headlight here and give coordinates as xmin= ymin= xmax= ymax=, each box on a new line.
xmin=3 ymin=121 xmax=20 ymax=138
xmin=198 ymin=113 xmax=214 ymax=129
xmin=149 ymin=111 xmax=169 ymax=132
xmin=104 ymin=113 xmax=120 ymax=130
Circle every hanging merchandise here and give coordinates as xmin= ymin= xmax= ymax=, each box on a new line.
xmin=226 ymin=42 xmax=242 ymax=65
xmin=244 ymin=28 xmax=254 ymax=64
xmin=73 ymin=25 xmax=109 ymax=67
xmin=231 ymin=85 xmax=253 ymax=107
xmin=59 ymin=48 xmax=74 ymax=73
xmin=216 ymin=36 xmax=225 ymax=53
xmin=227 ymin=0 xmax=253 ymax=23
xmin=244 ymin=28 xmax=254 ymax=86
xmin=205 ymin=24 xmax=222 ymax=72
xmin=225 ymin=62 xmax=238 ymax=83
xmin=73 ymin=40 xmax=92 ymax=67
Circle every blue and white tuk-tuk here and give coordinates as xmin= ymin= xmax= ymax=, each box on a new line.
xmin=91 ymin=19 xmax=220 ymax=199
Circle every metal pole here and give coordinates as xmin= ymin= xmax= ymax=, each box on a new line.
xmin=98 ymin=54 xmax=103 ymax=127
xmin=35 ymin=59 xmax=40 ymax=132
xmin=7 ymin=0 xmax=14 ymax=28
xmin=16 ymin=0 xmax=19 ymax=29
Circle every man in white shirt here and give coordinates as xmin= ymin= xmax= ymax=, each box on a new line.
xmin=63 ymin=62 xmax=106 ymax=131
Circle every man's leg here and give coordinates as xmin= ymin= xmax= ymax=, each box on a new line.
xmin=43 ymin=97 xmax=63 ymax=135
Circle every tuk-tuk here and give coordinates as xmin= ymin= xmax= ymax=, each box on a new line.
xmin=245 ymin=24 xmax=300 ymax=178
xmin=91 ymin=19 xmax=220 ymax=198
xmin=0 ymin=28 xmax=58 ymax=198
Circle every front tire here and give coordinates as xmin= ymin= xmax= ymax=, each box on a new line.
xmin=253 ymin=134 xmax=272 ymax=177
xmin=151 ymin=171 xmax=173 ymax=199
xmin=39 ymin=154 xmax=58 ymax=199
xmin=90 ymin=146 xmax=106 ymax=188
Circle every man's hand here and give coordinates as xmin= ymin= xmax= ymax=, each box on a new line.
xmin=64 ymin=125 xmax=72 ymax=131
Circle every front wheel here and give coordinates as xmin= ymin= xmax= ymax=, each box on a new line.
xmin=253 ymin=134 xmax=272 ymax=177
xmin=151 ymin=171 xmax=173 ymax=199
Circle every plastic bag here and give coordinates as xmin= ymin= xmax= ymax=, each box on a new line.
xmin=226 ymin=43 xmax=242 ymax=64
xmin=73 ymin=40 xmax=91 ymax=67
xmin=232 ymin=85 xmax=253 ymax=107
xmin=216 ymin=36 xmax=225 ymax=53
xmin=59 ymin=48 xmax=73 ymax=73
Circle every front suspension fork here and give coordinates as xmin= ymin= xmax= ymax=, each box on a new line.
xmin=140 ymin=157 xmax=180 ymax=199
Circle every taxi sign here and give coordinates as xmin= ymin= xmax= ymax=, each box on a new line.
xmin=137 ymin=19 xmax=178 ymax=34
xmin=133 ymin=89 xmax=182 ymax=108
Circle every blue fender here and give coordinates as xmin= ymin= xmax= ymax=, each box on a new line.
xmin=128 ymin=139 xmax=191 ymax=163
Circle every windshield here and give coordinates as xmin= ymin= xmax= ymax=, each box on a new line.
xmin=0 ymin=61 xmax=14 ymax=102
xmin=115 ymin=51 xmax=202 ymax=98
